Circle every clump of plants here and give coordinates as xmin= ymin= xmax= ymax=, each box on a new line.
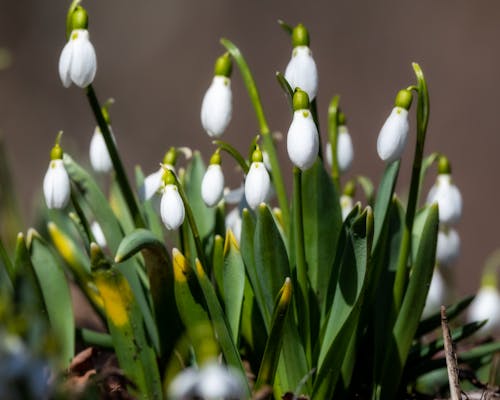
xmin=0 ymin=1 xmax=499 ymax=399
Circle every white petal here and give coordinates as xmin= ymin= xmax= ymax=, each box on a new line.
xmin=196 ymin=363 xmax=246 ymax=399
xmin=139 ymin=168 xmax=163 ymax=201
xmin=287 ymin=109 xmax=319 ymax=170
xmin=377 ymin=107 xmax=409 ymax=163
xmin=224 ymin=184 xmax=244 ymax=205
xmin=337 ymin=127 xmax=354 ymax=173
xmin=90 ymin=221 xmax=107 ymax=248
xmin=168 ymin=367 xmax=198 ymax=399
xmin=225 ymin=207 xmax=242 ymax=243
xmin=422 ymin=269 xmax=446 ymax=318
xmin=284 ymin=46 xmax=318 ymax=100
xmin=69 ymin=30 xmax=97 ymax=88
xmin=244 ymin=162 xmax=271 ymax=209
xmin=160 ymin=185 xmax=185 ymax=230
xmin=58 ymin=40 xmax=73 ymax=88
xmin=201 ymin=76 xmax=232 ymax=138
xmin=89 ymin=127 xmax=113 ymax=173
xmin=436 ymin=227 xmax=460 ymax=267
xmin=426 ymin=174 xmax=463 ymax=225
xmin=340 ymin=195 xmax=354 ymax=221
xmin=43 ymin=159 xmax=71 ymax=209
xmin=467 ymin=286 xmax=500 ymax=335
xmin=201 ymin=164 xmax=224 ymax=207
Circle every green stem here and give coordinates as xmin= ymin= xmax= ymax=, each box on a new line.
xmin=293 ymin=167 xmax=311 ymax=363
xmin=78 ymin=328 xmax=113 ymax=349
xmin=328 ymin=95 xmax=341 ymax=190
xmin=174 ymin=175 xmax=208 ymax=269
xmin=70 ymin=190 xmax=93 ymax=246
xmin=311 ymin=99 xmax=323 ymax=159
xmin=393 ymin=63 xmax=430 ymax=310
xmin=221 ymin=39 xmax=289 ymax=234
xmin=85 ymin=85 xmax=145 ymax=229
xmin=212 ymin=140 xmax=249 ymax=174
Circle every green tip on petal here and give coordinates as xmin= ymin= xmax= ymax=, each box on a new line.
xmin=70 ymin=5 xmax=89 ymax=31
xmin=292 ymin=23 xmax=310 ymax=47
xmin=214 ymin=53 xmax=232 ymax=77
xmin=209 ymin=150 xmax=222 ymax=165
xmin=163 ymin=147 xmax=177 ymax=166
xmin=293 ymin=88 xmax=310 ymax=111
xmin=394 ymin=89 xmax=413 ymax=110
xmin=343 ymin=180 xmax=356 ymax=197
xmin=251 ymin=147 xmax=263 ymax=163
xmin=438 ymin=155 xmax=452 ymax=175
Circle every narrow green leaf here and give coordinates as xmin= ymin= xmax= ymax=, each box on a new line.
xmin=275 ymin=71 xmax=293 ymax=110
xmin=378 ymin=204 xmax=438 ymax=399
xmin=222 ymin=230 xmax=245 ymax=342
xmin=212 ymin=234 xmax=224 ymax=296
xmin=109 ymin=178 xmax=135 ymax=235
xmin=28 ymin=229 xmax=75 ymax=367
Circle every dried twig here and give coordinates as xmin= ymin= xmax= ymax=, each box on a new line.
xmin=441 ymin=305 xmax=461 ymax=400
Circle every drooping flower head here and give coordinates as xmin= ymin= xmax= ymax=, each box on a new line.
xmin=287 ymin=89 xmax=319 ymax=170
xmin=201 ymin=150 xmax=225 ymax=207
xmin=284 ymin=23 xmax=318 ymax=101
xmin=244 ymin=147 xmax=271 ymax=210
xmin=160 ymin=167 xmax=185 ymax=230
xmin=426 ymin=157 xmax=463 ymax=226
xmin=340 ymin=180 xmax=356 ymax=221
xmin=140 ymin=147 xmax=178 ymax=201
xmin=467 ymin=270 xmax=500 ymax=335
xmin=436 ymin=226 xmax=460 ymax=267
xmin=201 ymin=53 xmax=233 ymax=138
xmin=377 ymin=89 xmax=412 ymax=163
xmin=89 ymin=102 xmax=114 ymax=173
xmin=43 ymin=132 xmax=71 ymax=209
xmin=58 ymin=5 xmax=97 ymax=88
xmin=326 ymin=111 xmax=354 ymax=173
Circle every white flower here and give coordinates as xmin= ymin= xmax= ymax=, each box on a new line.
xmin=287 ymin=109 xmax=319 ymax=170
xmin=58 ymin=29 xmax=97 ymax=88
xmin=160 ymin=184 xmax=185 ymax=230
xmin=140 ymin=165 xmax=175 ymax=201
xmin=284 ymin=46 xmax=318 ymax=100
xmin=43 ymin=159 xmax=71 ymax=209
xmin=225 ymin=207 xmax=242 ymax=243
xmin=426 ymin=174 xmax=463 ymax=225
xmin=201 ymin=76 xmax=232 ymax=138
xmin=244 ymin=162 xmax=271 ymax=209
xmin=90 ymin=221 xmax=107 ymax=248
xmin=340 ymin=195 xmax=354 ymax=221
xmin=376 ymin=107 xmax=409 ymax=163
xmin=89 ymin=126 xmax=114 ymax=173
xmin=436 ymin=227 xmax=460 ymax=267
xmin=168 ymin=367 xmax=198 ymax=399
xmin=467 ymin=286 xmax=500 ymax=335
xmin=326 ymin=126 xmax=354 ymax=173
xmin=422 ymin=269 xmax=446 ymax=319
xmin=201 ymin=164 xmax=225 ymax=207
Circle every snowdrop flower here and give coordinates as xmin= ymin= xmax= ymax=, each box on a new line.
xmin=245 ymin=148 xmax=271 ymax=209
xmin=326 ymin=113 xmax=354 ymax=173
xmin=43 ymin=134 xmax=71 ymax=209
xmin=168 ymin=362 xmax=246 ymax=400
xmin=426 ymin=158 xmax=462 ymax=225
xmin=226 ymin=207 xmax=242 ymax=243
xmin=422 ymin=268 xmax=446 ymax=319
xmin=140 ymin=148 xmax=177 ymax=201
xmin=201 ymin=151 xmax=225 ymax=207
xmin=467 ymin=283 xmax=500 ymax=335
xmin=90 ymin=221 xmax=107 ymax=248
xmin=340 ymin=195 xmax=354 ymax=221
xmin=436 ymin=226 xmax=460 ymax=267
xmin=59 ymin=6 xmax=96 ymax=88
xmin=160 ymin=169 xmax=185 ymax=230
xmin=284 ymin=23 xmax=318 ymax=100
xmin=89 ymin=126 xmax=114 ymax=173
xmin=201 ymin=53 xmax=232 ymax=138
xmin=287 ymin=89 xmax=319 ymax=170
xmin=376 ymin=89 xmax=412 ymax=163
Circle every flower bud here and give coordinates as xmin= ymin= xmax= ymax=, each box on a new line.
xmin=376 ymin=106 xmax=409 ymax=163
xmin=89 ymin=126 xmax=113 ymax=173
xmin=245 ymin=150 xmax=271 ymax=209
xmin=340 ymin=194 xmax=354 ymax=221
xmin=436 ymin=226 xmax=460 ymax=267
xmin=201 ymin=164 xmax=225 ymax=207
xmin=44 ymin=159 xmax=71 ymax=209
xmin=422 ymin=269 xmax=446 ymax=319
xmin=90 ymin=221 xmax=107 ymax=248
xmin=284 ymin=45 xmax=318 ymax=101
xmin=326 ymin=125 xmax=354 ymax=173
xmin=287 ymin=93 xmax=319 ymax=170
xmin=59 ymin=29 xmax=97 ymax=88
xmin=160 ymin=184 xmax=185 ymax=230
xmin=467 ymin=285 xmax=500 ymax=335
xmin=426 ymin=174 xmax=462 ymax=225
xmin=225 ymin=207 xmax=242 ymax=243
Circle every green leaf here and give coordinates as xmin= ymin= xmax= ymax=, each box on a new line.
xmin=27 ymin=229 xmax=75 ymax=368
xmin=93 ymin=263 xmax=162 ymax=400
xmin=115 ymin=229 xmax=182 ymax=364
xmin=378 ymin=204 xmax=438 ymax=399
xmin=302 ymin=160 xmax=342 ymax=316
xmin=356 ymin=175 xmax=375 ymax=206
xmin=255 ymin=278 xmax=292 ymax=390
xmin=275 ymin=71 xmax=293 ymax=110
xmin=222 ymin=230 xmax=245 ymax=342
xmin=313 ymin=207 xmax=373 ymax=398
xmin=109 ymin=178 xmax=135 ymax=235
xmin=373 ymin=161 xmax=400 ymax=250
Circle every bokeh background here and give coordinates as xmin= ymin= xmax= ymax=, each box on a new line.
xmin=0 ymin=0 xmax=499 ymax=296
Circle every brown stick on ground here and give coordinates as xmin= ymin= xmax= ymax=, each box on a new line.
xmin=441 ymin=305 xmax=462 ymax=400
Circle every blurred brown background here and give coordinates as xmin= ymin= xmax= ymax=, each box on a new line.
xmin=0 ymin=0 xmax=498 ymax=296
